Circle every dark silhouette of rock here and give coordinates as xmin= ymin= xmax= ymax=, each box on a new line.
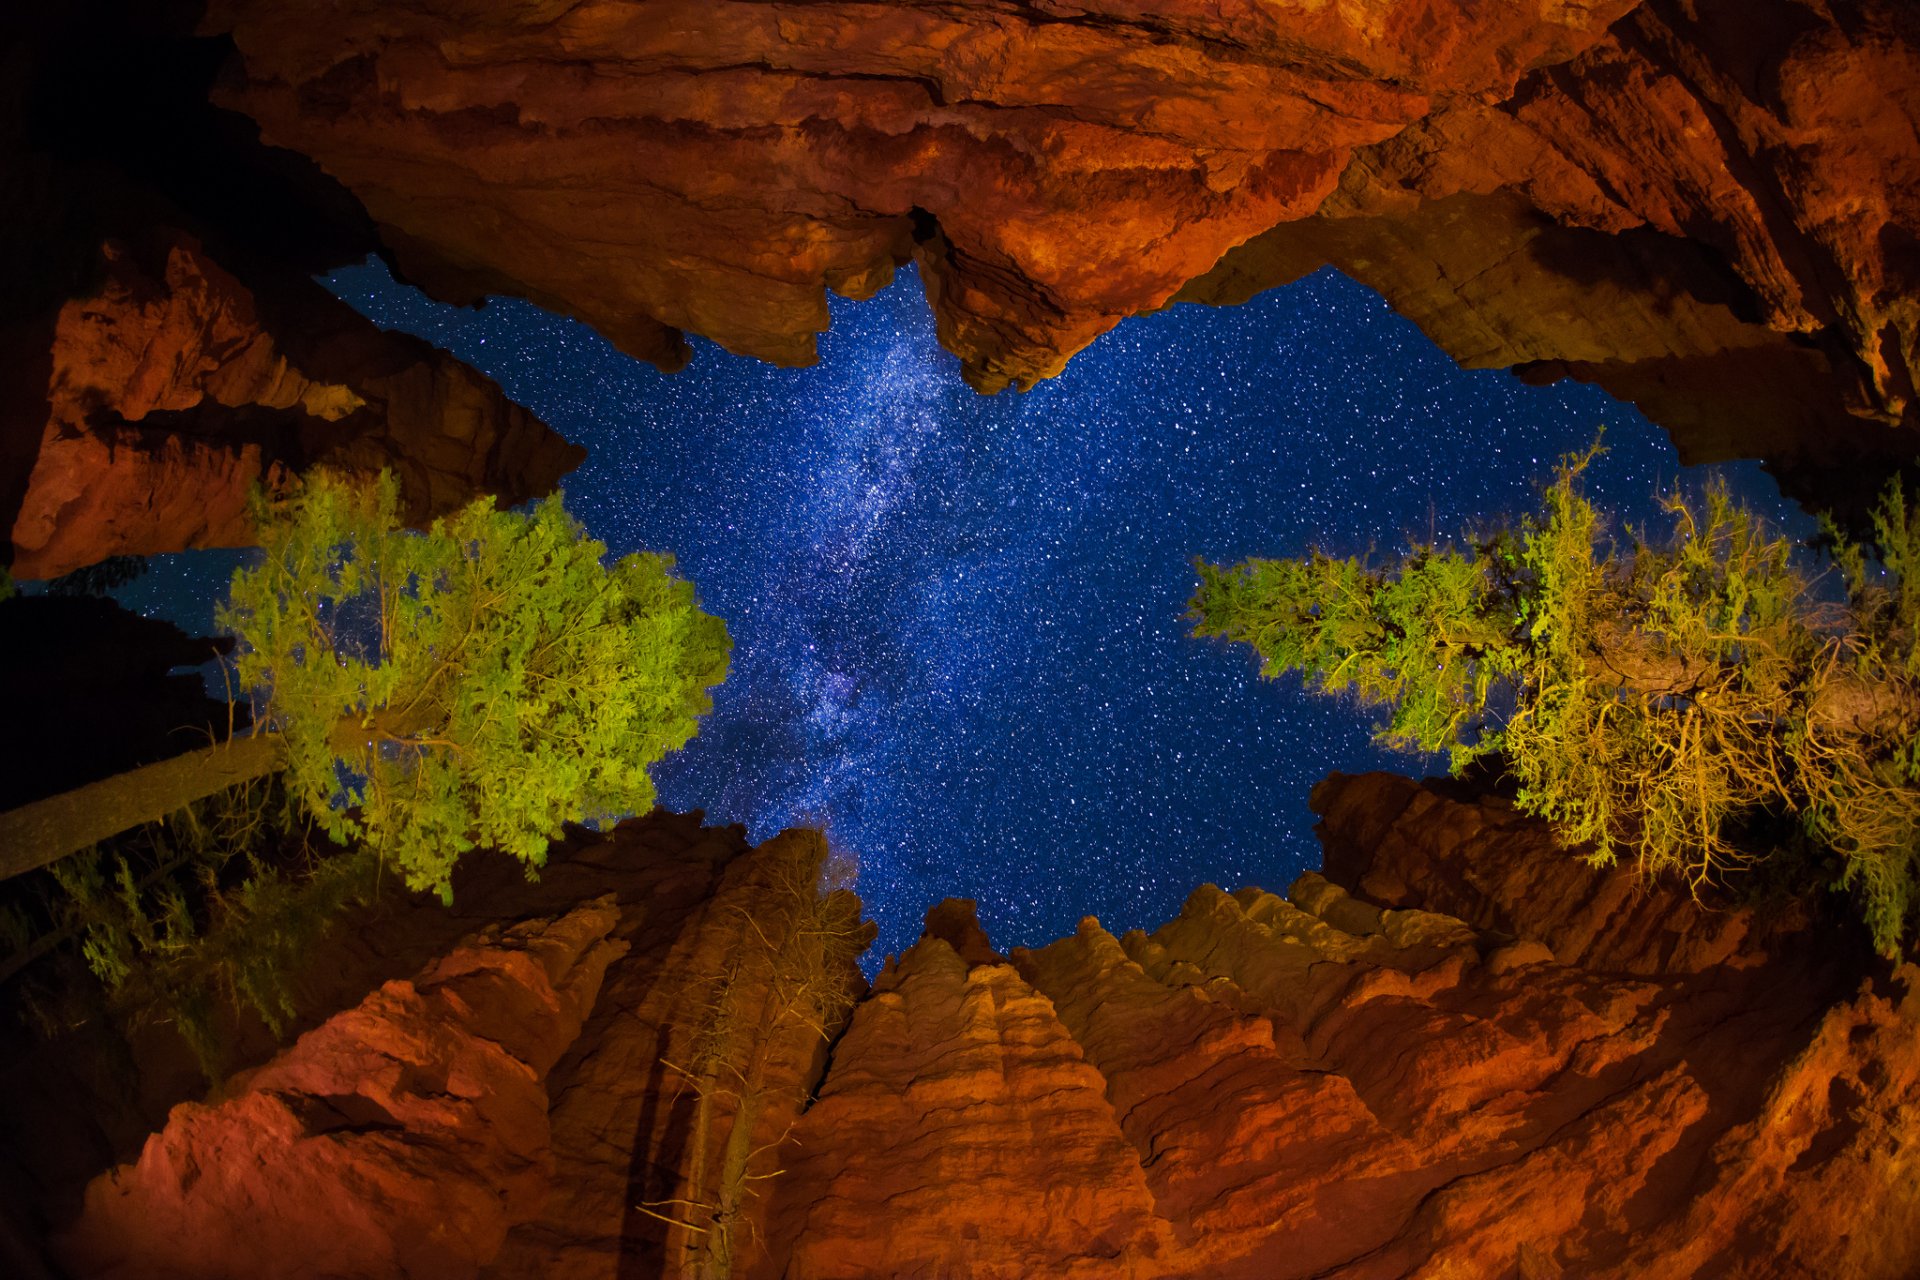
xmin=8 ymin=229 xmax=583 ymax=579
xmin=1 ymin=4 xmax=583 ymax=579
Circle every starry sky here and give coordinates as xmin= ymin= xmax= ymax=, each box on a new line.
xmin=126 ymin=261 xmax=1804 ymax=965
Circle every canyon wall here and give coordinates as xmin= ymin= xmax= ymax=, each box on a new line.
xmin=1 ymin=5 xmax=582 ymax=578
xmin=8 ymin=228 xmax=583 ymax=579
xmin=46 ymin=782 xmax=1920 ymax=1279
xmin=198 ymin=0 xmax=1919 ymax=503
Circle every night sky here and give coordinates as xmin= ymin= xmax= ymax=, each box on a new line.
xmin=125 ymin=261 xmax=1804 ymax=965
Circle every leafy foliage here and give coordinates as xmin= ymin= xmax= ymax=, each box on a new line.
xmin=45 ymin=554 xmax=148 ymax=597
xmin=219 ymin=471 xmax=731 ymax=900
xmin=1192 ymin=448 xmax=1920 ymax=955
xmin=34 ymin=779 xmax=374 ymax=1078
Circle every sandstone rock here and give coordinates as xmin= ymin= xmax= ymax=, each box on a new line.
xmin=755 ymin=817 xmax=1915 ymax=1277
xmin=35 ymin=791 xmax=1920 ymax=1279
xmin=1182 ymin=0 xmax=1920 ymax=509
xmin=1310 ymin=771 xmax=1818 ymax=974
xmin=759 ymin=910 xmax=1177 ymax=1279
xmin=1483 ymin=940 xmax=1557 ymax=976
xmin=8 ymin=230 xmax=582 ymax=579
xmin=197 ymin=0 xmax=1919 ymax=500
xmin=55 ymin=897 xmax=628 ymax=1280
xmin=201 ymin=0 xmax=1635 ymax=393
xmin=485 ymin=827 xmax=872 ymax=1280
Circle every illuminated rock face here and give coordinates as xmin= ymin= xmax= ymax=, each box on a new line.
xmin=200 ymin=0 xmax=1918 ymax=494
xmin=7 ymin=229 xmax=582 ymax=579
xmin=761 ymin=868 xmax=1918 ymax=1276
xmin=48 ymin=790 xmax=1920 ymax=1278
xmin=57 ymin=897 xmax=630 ymax=1280
xmin=199 ymin=0 xmax=1637 ymax=394
xmin=1182 ymin=0 xmax=1920 ymax=508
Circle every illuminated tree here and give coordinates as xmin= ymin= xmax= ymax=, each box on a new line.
xmin=1191 ymin=448 xmax=1920 ymax=955
xmin=644 ymin=830 xmax=871 ymax=1279
xmin=0 ymin=472 xmax=731 ymax=899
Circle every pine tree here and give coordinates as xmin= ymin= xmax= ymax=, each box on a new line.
xmin=1191 ymin=448 xmax=1920 ymax=955
xmin=0 ymin=472 xmax=731 ymax=900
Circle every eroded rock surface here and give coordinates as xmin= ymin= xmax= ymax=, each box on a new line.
xmin=41 ymin=789 xmax=1920 ymax=1279
xmin=57 ymin=896 xmax=629 ymax=1280
xmin=199 ymin=0 xmax=1919 ymax=497
xmin=762 ymin=868 xmax=1917 ymax=1277
xmin=1182 ymin=0 xmax=1920 ymax=508
xmin=8 ymin=229 xmax=582 ymax=579
xmin=201 ymin=0 xmax=1635 ymax=394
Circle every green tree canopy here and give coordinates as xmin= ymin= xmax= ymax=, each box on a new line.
xmin=1191 ymin=449 xmax=1920 ymax=955
xmin=220 ymin=471 xmax=731 ymax=899
xmin=0 ymin=472 xmax=730 ymax=899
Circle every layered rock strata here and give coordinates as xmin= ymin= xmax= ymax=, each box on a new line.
xmin=56 ymin=897 xmax=629 ymax=1280
xmin=7 ymin=229 xmax=582 ymax=579
xmin=763 ymin=868 xmax=1917 ymax=1277
xmin=200 ymin=0 xmax=1637 ymax=393
xmin=46 ymin=815 xmax=871 ymax=1280
xmin=482 ymin=828 xmax=870 ymax=1280
xmin=1181 ymin=0 xmax=1920 ymax=507
xmin=199 ymin=0 xmax=1920 ymax=495
xmin=43 ymin=789 xmax=1920 ymax=1278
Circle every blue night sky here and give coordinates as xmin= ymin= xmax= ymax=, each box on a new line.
xmin=125 ymin=261 xmax=1804 ymax=965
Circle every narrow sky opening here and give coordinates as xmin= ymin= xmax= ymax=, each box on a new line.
xmin=165 ymin=260 xmax=1801 ymax=965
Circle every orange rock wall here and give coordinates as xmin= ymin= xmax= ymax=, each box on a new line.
xmin=1183 ymin=0 xmax=1920 ymax=496
xmin=761 ymin=869 xmax=1919 ymax=1277
xmin=199 ymin=0 xmax=1919 ymax=491
xmin=57 ymin=896 xmax=629 ymax=1280
xmin=42 ymin=793 xmax=1920 ymax=1279
xmin=8 ymin=230 xmax=583 ymax=579
xmin=201 ymin=0 xmax=1636 ymax=392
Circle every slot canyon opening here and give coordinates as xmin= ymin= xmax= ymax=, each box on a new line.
xmin=103 ymin=259 xmax=1808 ymax=965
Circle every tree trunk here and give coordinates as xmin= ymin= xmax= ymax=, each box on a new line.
xmin=0 ymin=708 xmax=448 ymax=883
xmin=697 ymin=1030 xmax=773 ymax=1280
xmin=0 ymin=734 xmax=286 ymax=881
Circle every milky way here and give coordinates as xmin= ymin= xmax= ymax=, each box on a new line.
xmin=279 ymin=262 xmax=1802 ymax=964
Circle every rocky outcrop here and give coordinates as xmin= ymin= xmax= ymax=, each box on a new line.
xmin=56 ymin=896 xmax=628 ymax=1280
xmin=198 ymin=0 xmax=1919 ymax=499
xmin=7 ymin=229 xmax=583 ymax=579
xmin=483 ymin=827 xmax=870 ymax=1280
xmin=1309 ymin=770 xmax=1818 ymax=975
xmin=759 ymin=868 xmax=1916 ymax=1276
xmin=760 ymin=902 xmax=1178 ymax=1279
xmin=0 ymin=592 xmax=246 ymax=809
xmin=201 ymin=0 xmax=1637 ymax=394
xmin=1180 ymin=0 xmax=1920 ymax=510
xmin=37 ymin=790 xmax=1920 ymax=1278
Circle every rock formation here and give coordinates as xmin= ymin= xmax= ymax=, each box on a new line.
xmin=0 ymin=592 xmax=246 ymax=809
xmin=44 ymin=783 xmax=1920 ymax=1279
xmin=57 ymin=897 xmax=629 ymax=1280
xmin=1 ymin=5 xmax=584 ymax=579
xmin=199 ymin=0 xmax=1637 ymax=393
xmin=199 ymin=0 xmax=1919 ymax=502
xmin=1180 ymin=0 xmax=1920 ymax=511
xmin=762 ymin=856 xmax=1916 ymax=1276
xmin=7 ymin=228 xmax=583 ymax=580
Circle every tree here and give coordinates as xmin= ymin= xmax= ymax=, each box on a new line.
xmin=1190 ymin=447 xmax=1920 ymax=955
xmin=0 ymin=471 xmax=731 ymax=898
xmin=642 ymin=831 xmax=871 ymax=1279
